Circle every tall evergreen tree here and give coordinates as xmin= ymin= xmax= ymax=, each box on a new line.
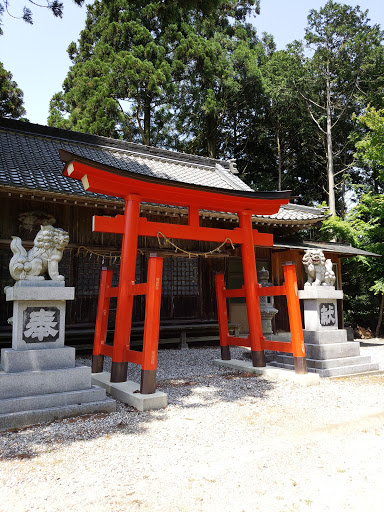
xmin=49 ymin=0 xmax=261 ymax=153
xmin=298 ymin=1 xmax=384 ymax=216
xmin=0 ymin=61 xmax=26 ymax=118
xmin=172 ymin=2 xmax=261 ymax=159
xmin=49 ymin=0 xmax=186 ymax=144
xmin=257 ymin=45 xmax=325 ymax=200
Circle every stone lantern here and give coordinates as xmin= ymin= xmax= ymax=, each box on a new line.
xmin=258 ymin=267 xmax=278 ymax=337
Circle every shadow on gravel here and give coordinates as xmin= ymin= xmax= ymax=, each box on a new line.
xmin=157 ymin=371 xmax=275 ymax=409
xmin=360 ymin=341 xmax=384 ymax=347
xmin=0 ymin=349 xmax=276 ymax=461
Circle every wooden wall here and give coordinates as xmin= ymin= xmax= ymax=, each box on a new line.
xmin=0 ymin=195 xmax=228 ymax=331
xmin=0 ymin=193 xmax=343 ymax=335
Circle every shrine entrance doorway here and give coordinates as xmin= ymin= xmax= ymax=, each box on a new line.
xmin=61 ymin=150 xmax=307 ymax=394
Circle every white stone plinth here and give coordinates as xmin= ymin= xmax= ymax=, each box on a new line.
xmin=299 ymin=287 xmax=343 ymax=331
xmin=92 ymin=372 xmax=168 ymax=411
xmin=299 ymin=287 xmax=343 ymax=300
xmin=6 ymin=283 xmax=75 ymax=351
xmin=6 ymin=282 xmax=75 ymax=301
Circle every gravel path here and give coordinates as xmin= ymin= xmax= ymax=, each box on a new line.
xmin=1 ymin=340 xmax=384 ymax=512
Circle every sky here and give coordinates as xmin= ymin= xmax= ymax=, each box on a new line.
xmin=1 ymin=0 xmax=384 ymax=126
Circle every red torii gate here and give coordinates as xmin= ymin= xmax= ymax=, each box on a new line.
xmin=60 ymin=150 xmax=307 ymax=394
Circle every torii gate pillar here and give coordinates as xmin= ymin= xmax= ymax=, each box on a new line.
xmin=239 ymin=210 xmax=266 ymax=367
xmin=110 ymin=194 xmax=141 ymax=383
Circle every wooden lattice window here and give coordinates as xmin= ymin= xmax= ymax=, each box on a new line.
xmin=162 ymin=257 xmax=199 ymax=297
xmin=59 ymin=249 xmax=74 ymax=286
xmin=0 ymin=247 xmax=14 ymax=329
xmin=76 ymin=252 xmax=104 ymax=296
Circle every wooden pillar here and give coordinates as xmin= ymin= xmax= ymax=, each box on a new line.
xmin=111 ymin=194 xmax=141 ymax=383
xmin=239 ymin=210 xmax=265 ymax=367
xmin=140 ymin=255 xmax=163 ymax=394
xmin=283 ymin=262 xmax=307 ymax=374
xmin=215 ymin=273 xmax=231 ymax=360
xmin=91 ymin=266 xmax=112 ymax=373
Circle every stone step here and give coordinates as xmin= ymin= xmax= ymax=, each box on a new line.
xmin=305 ymin=341 xmax=360 ymax=360
xmin=0 ymin=346 xmax=76 ymax=373
xmin=0 ymin=398 xmax=116 ymax=431
xmin=273 ymin=354 xmax=373 ymax=370
xmin=270 ymin=361 xmax=380 ymax=378
xmin=0 ymin=385 xmax=107 ymax=414
xmin=0 ymin=365 xmax=92 ymax=400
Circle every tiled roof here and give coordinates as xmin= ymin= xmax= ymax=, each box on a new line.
xmin=254 ymin=204 xmax=329 ymax=224
xmin=274 ymin=240 xmax=381 ymax=258
xmin=0 ymin=118 xmax=249 ymax=197
xmin=0 ymin=118 xmax=327 ymax=226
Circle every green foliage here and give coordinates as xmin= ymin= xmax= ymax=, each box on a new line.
xmin=49 ymin=0 xmax=181 ymax=144
xmin=46 ymin=0 xmax=384 ymax=205
xmin=0 ymin=61 xmax=26 ymax=118
xmin=356 ymin=105 xmax=384 ymax=172
xmin=320 ymin=193 xmax=384 ymax=333
xmin=49 ymin=0 xmax=262 ymax=156
xmin=253 ymin=46 xmax=326 ymax=200
xmin=172 ymin=3 xmax=263 ymax=158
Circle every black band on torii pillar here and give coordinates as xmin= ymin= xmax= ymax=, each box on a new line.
xmin=91 ymin=355 xmax=104 ymax=374
xmin=251 ymin=350 xmax=266 ymax=367
xmin=140 ymin=369 xmax=157 ymax=394
xmin=293 ymin=357 xmax=308 ymax=374
xmin=221 ymin=345 xmax=231 ymax=361
xmin=110 ymin=362 xmax=128 ymax=382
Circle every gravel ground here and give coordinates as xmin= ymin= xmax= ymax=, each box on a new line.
xmin=1 ymin=340 xmax=384 ymax=512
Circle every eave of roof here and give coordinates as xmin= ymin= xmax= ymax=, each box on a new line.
xmin=273 ymin=240 xmax=381 ymax=258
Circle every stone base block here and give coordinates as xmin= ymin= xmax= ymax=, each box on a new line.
xmin=0 ymin=386 xmax=108 ymax=414
xmin=270 ymin=359 xmax=380 ymax=378
xmin=305 ymin=341 xmax=360 ymax=360
xmin=212 ymin=359 xmax=320 ymax=386
xmin=0 ymin=365 xmax=92 ymax=400
xmin=273 ymin=354 xmax=372 ymax=369
xmin=0 ymin=346 xmax=76 ymax=373
xmin=92 ymin=372 xmax=168 ymax=411
xmin=303 ymin=329 xmax=348 ymax=345
xmin=0 ymin=398 xmax=116 ymax=431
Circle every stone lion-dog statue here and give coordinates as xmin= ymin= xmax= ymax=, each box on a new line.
xmin=302 ymin=249 xmax=336 ymax=287
xmin=9 ymin=225 xmax=69 ymax=281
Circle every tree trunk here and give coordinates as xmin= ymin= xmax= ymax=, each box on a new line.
xmin=207 ymin=113 xmax=216 ymax=159
xmin=326 ymin=67 xmax=336 ymax=216
xmin=375 ymin=293 xmax=384 ymax=338
xmin=277 ymin=118 xmax=282 ymax=191
xmin=143 ymin=93 xmax=151 ymax=146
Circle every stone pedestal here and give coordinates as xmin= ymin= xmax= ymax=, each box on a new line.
xmin=0 ymin=282 xmax=115 ymax=431
xmin=300 ymin=286 xmax=342 ymax=331
xmin=270 ymin=286 xmax=379 ymax=377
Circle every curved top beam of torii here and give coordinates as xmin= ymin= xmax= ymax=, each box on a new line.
xmin=60 ymin=149 xmax=291 ymax=216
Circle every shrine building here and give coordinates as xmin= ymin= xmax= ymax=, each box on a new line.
xmin=0 ymin=118 xmax=377 ymax=349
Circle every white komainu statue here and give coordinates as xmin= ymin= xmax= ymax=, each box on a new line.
xmin=9 ymin=225 xmax=69 ymax=281
xmin=302 ymin=249 xmax=336 ymax=287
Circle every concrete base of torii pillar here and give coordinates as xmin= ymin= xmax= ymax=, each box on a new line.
xmin=0 ymin=281 xmax=115 ymax=431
